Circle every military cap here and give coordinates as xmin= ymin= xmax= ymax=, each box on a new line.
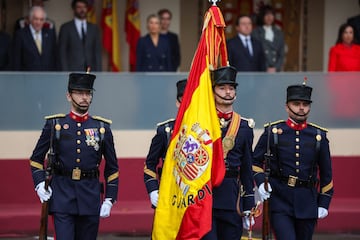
xmin=286 ymin=83 xmax=312 ymax=103
xmin=68 ymin=73 xmax=96 ymax=91
xmin=211 ymin=66 xmax=238 ymax=87
xmin=176 ymin=79 xmax=187 ymax=100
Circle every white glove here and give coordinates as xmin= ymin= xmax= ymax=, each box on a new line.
xmin=318 ymin=207 xmax=328 ymax=219
xmin=242 ymin=211 xmax=255 ymax=230
xmin=35 ymin=181 xmax=52 ymax=203
xmin=100 ymin=198 xmax=113 ymax=218
xmin=258 ymin=182 xmax=272 ymax=202
xmin=150 ymin=190 xmax=159 ymax=207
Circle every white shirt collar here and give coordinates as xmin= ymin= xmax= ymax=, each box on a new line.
xmin=29 ymin=24 xmax=42 ymax=40
xmin=29 ymin=25 xmax=41 ymax=35
xmin=238 ymin=33 xmax=250 ymax=42
xmin=74 ymin=18 xmax=87 ymax=28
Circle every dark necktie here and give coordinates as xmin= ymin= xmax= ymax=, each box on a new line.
xmin=245 ymin=37 xmax=252 ymax=56
xmin=81 ymin=22 xmax=86 ymax=45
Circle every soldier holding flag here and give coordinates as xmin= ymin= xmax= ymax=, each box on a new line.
xmin=202 ymin=66 xmax=256 ymax=240
xmin=152 ymin=2 xmax=254 ymax=239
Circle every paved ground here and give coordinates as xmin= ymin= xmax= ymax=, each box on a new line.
xmin=101 ymin=233 xmax=360 ymax=240
xmin=2 ymin=232 xmax=360 ymax=240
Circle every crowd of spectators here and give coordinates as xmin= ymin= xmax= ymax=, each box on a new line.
xmin=1 ymin=2 xmax=360 ymax=72
xmin=2 ymin=0 xmax=100 ymax=72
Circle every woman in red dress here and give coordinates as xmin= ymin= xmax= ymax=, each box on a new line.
xmin=327 ymin=23 xmax=360 ymax=122
xmin=328 ymin=23 xmax=360 ymax=71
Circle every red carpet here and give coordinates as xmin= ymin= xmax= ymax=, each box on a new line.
xmin=0 ymin=157 xmax=359 ymax=235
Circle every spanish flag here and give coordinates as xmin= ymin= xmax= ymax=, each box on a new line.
xmin=152 ymin=5 xmax=228 ymax=240
xmin=125 ymin=0 xmax=140 ymax=72
xmin=101 ymin=0 xmax=120 ymax=71
xmin=86 ymin=0 xmax=96 ymax=24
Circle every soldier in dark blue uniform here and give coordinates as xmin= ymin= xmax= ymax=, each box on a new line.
xmin=202 ymin=66 xmax=255 ymax=240
xmin=144 ymin=79 xmax=187 ymax=207
xmin=30 ymin=72 xmax=119 ymax=240
xmin=252 ymin=82 xmax=334 ymax=240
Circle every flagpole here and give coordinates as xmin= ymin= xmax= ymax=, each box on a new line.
xmin=209 ymin=0 xmax=221 ymax=6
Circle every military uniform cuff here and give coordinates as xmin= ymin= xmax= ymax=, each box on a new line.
xmin=254 ymin=173 xmax=265 ymax=187
xmin=242 ymin=196 xmax=255 ymax=211
xmin=146 ymin=180 xmax=159 ymax=194
xmin=106 ymin=184 xmax=118 ymax=201
xmin=32 ymin=170 xmax=45 ymax=188
xmin=318 ymin=195 xmax=331 ymax=210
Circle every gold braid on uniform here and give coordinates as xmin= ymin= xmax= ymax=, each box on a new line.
xmin=156 ymin=118 xmax=175 ymax=126
xmin=107 ymin=171 xmax=119 ymax=182
xmin=308 ymin=122 xmax=328 ymax=132
xmin=92 ymin=115 xmax=112 ymax=124
xmin=30 ymin=160 xmax=44 ymax=169
xmin=264 ymin=120 xmax=285 ymax=127
xmin=144 ymin=165 xmax=157 ymax=178
xmin=241 ymin=116 xmax=256 ymax=128
xmin=44 ymin=113 xmax=66 ymax=120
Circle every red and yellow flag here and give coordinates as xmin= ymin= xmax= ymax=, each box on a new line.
xmin=86 ymin=0 xmax=96 ymax=24
xmin=152 ymin=5 xmax=228 ymax=240
xmin=125 ymin=0 xmax=140 ymax=72
xmin=101 ymin=0 xmax=120 ymax=71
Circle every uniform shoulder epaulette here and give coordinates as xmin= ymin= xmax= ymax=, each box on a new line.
xmin=264 ymin=120 xmax=285 ymax=127
xmin=44 ymin=113 xmax=66 ymax=120
xmin=156 ymin=118 xmax=175 ymax=127
xmin=92 ymin=115 xmax=112 ymax=124
xmin=241 ymin=116 xmax=255 ymax=128
xmin=308 ymin=122 xmax=328 ymax=132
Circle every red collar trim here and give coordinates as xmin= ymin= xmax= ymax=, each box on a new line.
xmin=286 ymin=118 xmax=307 ymax=130
xmin=217 ymin=109 xmax=233 ymax=120
xmin=69 ymin=111 xmax=89 ymax=122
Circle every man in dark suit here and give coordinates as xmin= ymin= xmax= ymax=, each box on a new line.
xmin=58 ymin=0 xmax=102 ymax=72
xmin=12 ymin=6 xmax=56 ymax=71
xmin=158 ymin=9 xmax=181 ymax=71
xmin=13 ymin=0 xmax=56 ymax=33
xmin=227 ymin=15 xmax=266 ymax=72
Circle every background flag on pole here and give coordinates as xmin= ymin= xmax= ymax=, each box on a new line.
xmin=101 ymin=0 xmax=120 ymax=71
xmin=152 ymin=5 xmax=228 ymax=240
xmin=125 ymin=0 xmax=140 ymax=72
xmin=86 ymin=0 xmax=96 ymax=24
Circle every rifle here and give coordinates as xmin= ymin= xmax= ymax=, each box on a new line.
xmin=39 ymin=121 xmax=56 ymax=240
xmin=247 ymin=201 xmax=261 ymax=240
xmin=262 ymin=123 xmax=272 ymax=240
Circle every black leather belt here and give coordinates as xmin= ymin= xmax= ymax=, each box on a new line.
xmin=271 ymin=174 xmax=315 ymax=188
xmin=54 ymin=167 xmax=99 ymax=180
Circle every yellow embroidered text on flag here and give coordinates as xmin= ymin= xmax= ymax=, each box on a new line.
xmin=152 ymin=5 xmax=228 ymax=240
